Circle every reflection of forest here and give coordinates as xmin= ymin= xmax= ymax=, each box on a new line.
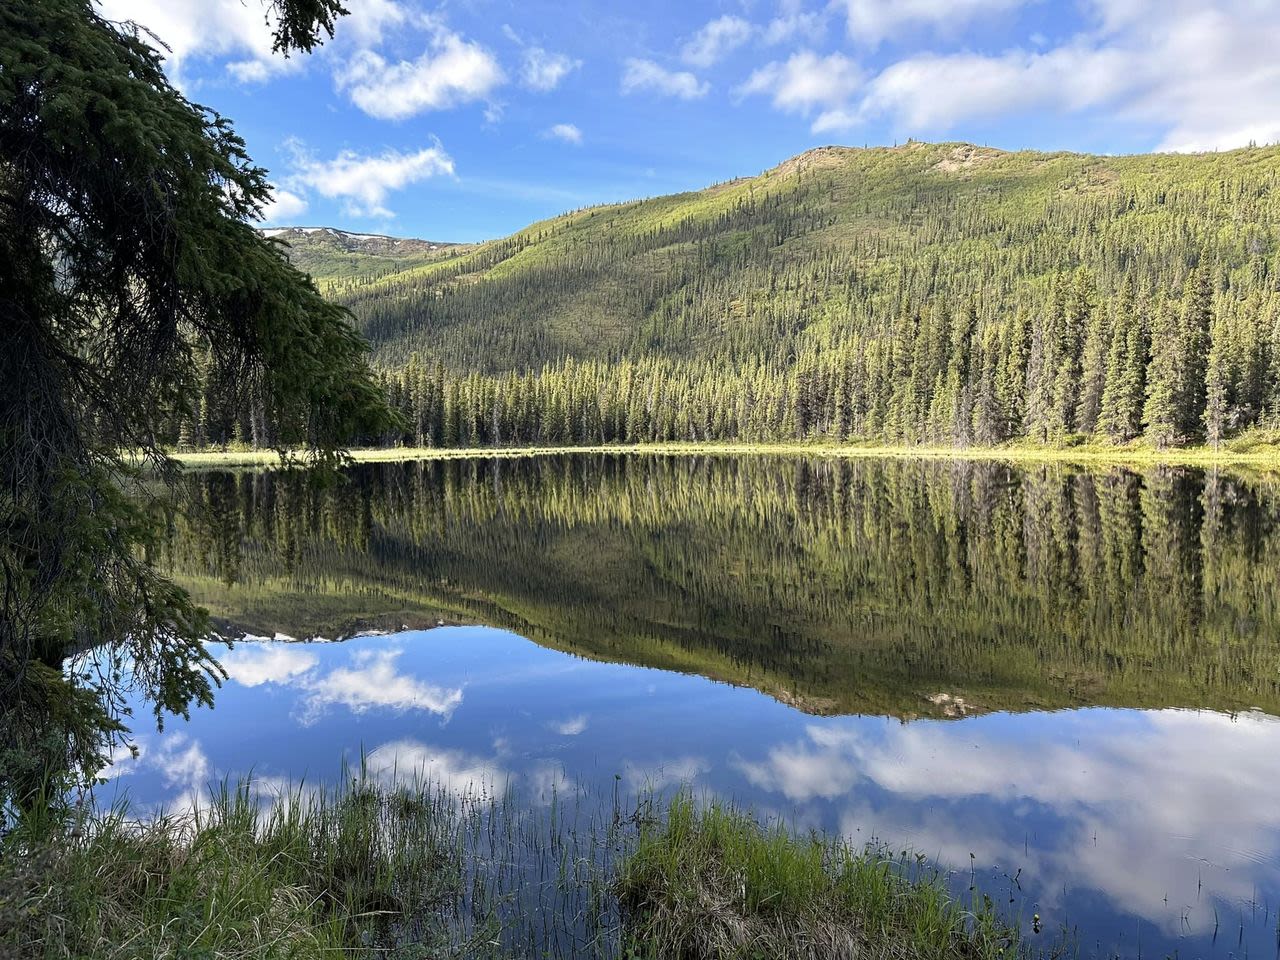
xmin=163 ymin=455 xmax=1280 ymax=718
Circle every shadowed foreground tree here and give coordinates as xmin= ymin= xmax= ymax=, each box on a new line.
xmin=0 ymin=0 xmax=391 ymax=804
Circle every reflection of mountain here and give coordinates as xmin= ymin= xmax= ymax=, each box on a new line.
xmin=162 ymin=456 xmax=1280 ymax=719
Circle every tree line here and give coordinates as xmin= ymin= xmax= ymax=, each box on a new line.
xmin=177 ymin=258 xmax=1280 ymax=450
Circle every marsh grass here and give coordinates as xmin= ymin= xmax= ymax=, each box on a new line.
xmin=0 ymin=776 xmax=466 ymax=959
xmin=1 ymin=778 xmax=1028 ymax=960
xmin=616 ymin=794 xmax=1023 ymax=960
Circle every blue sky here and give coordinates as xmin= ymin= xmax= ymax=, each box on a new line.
xmin=101 ymin=0 xmax=1280 ymax=241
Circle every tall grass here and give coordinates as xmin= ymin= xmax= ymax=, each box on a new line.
xmin=0 ymin=777 xmax=465 ymax=959
xmin=1 ymin=779 xmax=1031 ymax=959
xmin=616 ymin=794 xmax=1023 ymax=960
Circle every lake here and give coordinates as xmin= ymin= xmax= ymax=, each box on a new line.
xmin=104 ymin=454 xmax=1280 ymax=958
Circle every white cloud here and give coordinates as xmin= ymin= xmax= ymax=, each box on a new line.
xmin=150 ymin=733 xmax=211 ymax=789
xmin=336 ymin=21 xmax=504 ymax=120
xmin=97 ymin=0 xmax=290 ymax=83
xmin=854 ymin=44 xmax=1127 ymax=132
xmin=341 ymin=0 xmax=410 ymax=48
xmin=522 ymin=47 xmax=581 ymax=91
xmin=840 ymin=0 xmax=1029 ymax=46
xmin=544 ymin=123 xmax=583 ymax=145
xmin=220 ymin=643 xmax=317 ymax=684
xmin=763 ymin=2 xmax=828 ymax=46
xmin=830 ymin=0 xmax=1280 ymax=151
xmin=623 ymin=755 xmax=710 ymax=793
xmin=621 ymin=58 xmax=709 ymax=100
xmin=738 ymin=50 xmax=863 ymax=130
xmin=286 ymin=143 xmax=454 ymax=218
xmin=681 ymin=15 xmax=754 ymax=68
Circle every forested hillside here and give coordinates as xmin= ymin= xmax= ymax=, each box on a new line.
xmin=198 ymin=140 xmax=1280 ymax=450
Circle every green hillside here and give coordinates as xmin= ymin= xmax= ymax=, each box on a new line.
xmin=201 ymin=141 xmax=1280 ymax=451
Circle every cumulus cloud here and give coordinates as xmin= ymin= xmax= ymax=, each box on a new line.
xmin=150 ymin=732 xmax=211 ymax=789
xmin=336 ymin=21 xmax=504 ymax=120
xmin=97 ymin=0 xmax=288 ymax=83
xmin=814 ymin=0 xmax=1280 ymax=151
xmin=737 ymin=50 xmax=863 ymax=130
xmin=621 ymin=58 xmax=709 ymax=100
xmin=681 ymin=15 xmax=754 ymax=68
xmin=341 ymin=0 xmax=411 ymax=48
xmin=762 ymin=1 xmax=829 ymax=46
xmin=544 ymin=122 xmax=583 ymax=145
xmin=364 ymin=739 xmax=504 ymax=794
xmin=285 ymin=142 xmax=454 ymax=218
xmin=521 ymin=47 xmax=581 ymax=91
xmin=623 ymin=755 xmax=710 ymax=793
xmin=856 ymin=43 xmax=1129 ymax=131
xmin=840 ymin=0 xmax=1030 ymax=46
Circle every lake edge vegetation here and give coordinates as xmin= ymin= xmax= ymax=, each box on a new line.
xmin=0 ymin=775 xmax=1029 ymax=960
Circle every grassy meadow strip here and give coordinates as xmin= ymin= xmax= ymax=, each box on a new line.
xmin=0 ymin=776 xmax=1035 ymax=960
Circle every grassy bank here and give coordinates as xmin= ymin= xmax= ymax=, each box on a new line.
xmin=167 ymin=433 xmax=1280 ymax=472
xmin=618 ymin=795 xmax=1021 ymax=960
xmin=0 ymin=778 xmax=1026 ymax=960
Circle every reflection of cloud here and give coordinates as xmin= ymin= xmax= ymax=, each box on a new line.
xmin=732 ymin=710 xmax=1280 ymax=937
xmin=526 ymin=760 xmax=574 ymax=803
xmin=299 ymin=648 xmax=463 ymax=724
xmin=364 ymin=738 xmax=504 ymax=795
xmin=220 ymin=645 xmax=317 ymax=687
xmin=151 ymin=732 xmax=210 ymax=788
xmin=624 ymin=755 xmax=709 ymax=793
xmin=551 ymin=714 xmax=588 ymax=736
xmin=218 ymin=641 xmax=465 ymax=723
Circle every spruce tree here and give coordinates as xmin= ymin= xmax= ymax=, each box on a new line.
xmin=0 ymin=0 xmax=388 ymax=801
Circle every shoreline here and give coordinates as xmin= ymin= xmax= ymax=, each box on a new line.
xmin=168 ymin=439 xmax=1280 ymax=471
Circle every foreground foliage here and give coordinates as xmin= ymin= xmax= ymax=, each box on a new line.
xmin=0 ymin=779 xmax=461 ymax=959
xmin=0 ymin=0 xmax=389 ymax=805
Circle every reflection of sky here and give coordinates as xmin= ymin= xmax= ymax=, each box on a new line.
xmin=102 ymin=627 xmax=1280 ymax=959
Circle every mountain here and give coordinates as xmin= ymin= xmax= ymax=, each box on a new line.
xmin=194 ymin=141 xmax=1280 ymax=451
xmin=263 ymin=226 xmax=466 ymax=281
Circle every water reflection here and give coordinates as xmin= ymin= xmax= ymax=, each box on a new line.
xmin=165 ymin=455 xmax=1280 ymax=718
xmin=105 ymin=627 xmax=1280 ymax=959
xmin=120 ymin=455 xmax=1280 ymax=957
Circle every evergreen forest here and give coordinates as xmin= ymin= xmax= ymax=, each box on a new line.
xmin=185 ymin=141 xmax=1280 ymax=451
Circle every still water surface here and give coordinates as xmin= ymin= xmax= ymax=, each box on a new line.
xmin=108 ymin=455 xmax=1280 ymax=958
